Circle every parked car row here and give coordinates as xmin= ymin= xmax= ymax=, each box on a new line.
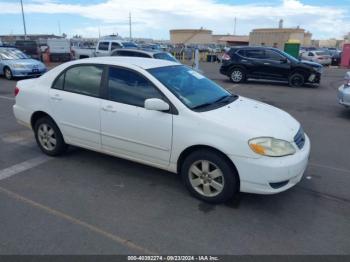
xmin=300 ymin=47 xmax=342 ymax=66
xmin=0 ymin=47 xmax=47 ymax=80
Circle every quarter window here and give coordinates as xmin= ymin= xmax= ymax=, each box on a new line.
xmin=64 ymin=65 xmax=103 ymax=97
xmin=108 ymin=67 xmax=162 ymax=107
xmin=52 ymin=73 xmax=64 ymax=90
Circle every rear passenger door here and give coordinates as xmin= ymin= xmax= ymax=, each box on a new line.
xmin=49 ymin=64 xmax=104 ymax=149
xmin=241 ymin=49 xmax=267 ymax=78
xmin=100 ymin=66 xmax=173 ymax=166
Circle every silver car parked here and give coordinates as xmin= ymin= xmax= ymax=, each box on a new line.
xmin=338 ymin=72 xmax=350 ymax=108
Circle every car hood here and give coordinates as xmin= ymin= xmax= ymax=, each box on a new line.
xmin=300 ymin=60 xmax=322 ymax=68
xmin=6 ymin=59 xmax=45 ymax=68
xmin=201 ymin=97 xmax=300 ymax=142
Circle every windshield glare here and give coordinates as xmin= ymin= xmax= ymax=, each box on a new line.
xmin=148 ymin=65 xmax=232 ymax=109
xmin=0 ymin=49 xmax=29 ymax=60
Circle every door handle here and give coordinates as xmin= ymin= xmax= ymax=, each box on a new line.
xmin=241 ymin=59 xmax=248 ymax=62
xmin=263 ymin=62 xmax=270 ymax=65
xmin=102 ymin=105 xmax=116 ymax=112
xmin=50 ymin=94 xmax=62 ymax=101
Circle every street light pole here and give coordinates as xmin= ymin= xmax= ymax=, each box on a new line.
xmin=20 ymin=0 xmax=27 ymax=40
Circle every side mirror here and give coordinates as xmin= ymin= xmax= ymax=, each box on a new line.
xmin=144 ymin=98 xmax=170 ymax=111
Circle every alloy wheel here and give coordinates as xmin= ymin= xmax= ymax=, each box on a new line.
xmin=231 ymin=70 xmax=243 ymax=82
xmin=188 ymin=160 xmax=225 ymax=197
xmin=37 ymin=123 xmax=57 ymax=151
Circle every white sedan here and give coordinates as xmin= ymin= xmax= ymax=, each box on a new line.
xmin=13 ymin=57 xmax=310 ymax=203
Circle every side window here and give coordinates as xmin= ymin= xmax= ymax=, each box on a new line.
xmin=52 ymin=73 xmax=64 ymax=90
xmin=265 ymin=50 xmax=284 ymax=61
xmin=108 ymin=67 xmax=163 ymax=107
xmin=308 ymin=52 xmax=314 ymax=56
xmin=245 ymin=49 xmax=265 ymax=59
xmin=98 ymin=42 xmax=109 ymax=51
xmin=64 ymin=65 xmax=103 ymax=97
xmin=111 ymin=42 xmax=122 ymax=50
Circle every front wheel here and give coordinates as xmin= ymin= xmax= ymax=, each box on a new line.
xmin=289 ymin=73 xmax=305 ymax=87
xmin=34 ymin=117 xmax=67 ymax=156
xmin=181 ymin=150 xmax=239 ymax=203
xmin=4 ymin=67 xmax=13 ymax=80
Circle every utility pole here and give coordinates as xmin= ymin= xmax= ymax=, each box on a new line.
xmin=58 ymin=21 xmax=61 ymax=35
xmin=20 ymin=0 xmax=27 ymax=39
xmin=129 ymin=12 xmax=132 ymax=40
xmin=234 ymin=17 xmax=237 ymax=35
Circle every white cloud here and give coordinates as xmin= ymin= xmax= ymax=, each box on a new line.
xmin=0 ymin=0 xmax=349 ymax=39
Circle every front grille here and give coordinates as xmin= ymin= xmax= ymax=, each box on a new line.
xmin=294 ymin=128 xmax=305 ymax=150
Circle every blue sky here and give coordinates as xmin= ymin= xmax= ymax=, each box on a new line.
xmin=0 ymin=0 xmax=349 ymax=39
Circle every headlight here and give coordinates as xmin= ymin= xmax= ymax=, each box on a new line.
xmin=12 ymin=64 xmax=26 ymax=69
xmin=315 ymin=66 xmax=323 ymax=73
xmin=249 ymin=137 xmax=296 ymax=157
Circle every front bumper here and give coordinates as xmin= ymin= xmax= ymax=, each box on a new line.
xmin=12 ymin=68 xmax=46 ymax=77
xmin=307 ymin=71 xmax=321 ymax=84
xmin=229 ymin=134 xmax=311 ymax=194
xmin=338 ymin=85 xmax=350 ymax=107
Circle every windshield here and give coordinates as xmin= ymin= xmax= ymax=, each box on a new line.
xmin=153 ymin=52 xmax=178 ymax=62
xmin=122 ymin=42 xmax=138 ymax=48
xmin=278 ymin=50 xmax=299 ymax=63
xmin=148 ymin=65 xmax=236 ymax=110
xmin=0 ymin=49 xmax=29 ymax=60
xmin=316 ymin=51 xmax=328 ymax=56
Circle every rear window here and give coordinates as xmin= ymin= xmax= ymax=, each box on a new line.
xmin=153 ymin=52 xmax=177 ymax=62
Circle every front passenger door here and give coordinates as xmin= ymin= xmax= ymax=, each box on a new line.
xmin=260 ymin=49 xmax=291 ymax=80
xmin=100 ymin=66 xmax=173 ymax=166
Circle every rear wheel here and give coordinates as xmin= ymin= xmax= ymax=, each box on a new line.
xmin=4 ymin=67 xmax=13 ymax=80
xmin=34 ymin=117 xmax=67 ymax=156
xmin=229 ymin=68 xmax=246 ymax=83
xmin=289 ymin=73 xmax=305 ymax=87
xmin=181 ymin=150 xmax=239 ymax=203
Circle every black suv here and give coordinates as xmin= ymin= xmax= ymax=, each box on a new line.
xmin=220 ymin=46 xmax=323 ymax=87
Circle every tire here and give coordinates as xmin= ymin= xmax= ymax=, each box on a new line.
xmin=4 ymin=67 xmax=13 ymax=80
xmin=229 ymin=67 xmax=246 ymax=83
xmin=34 ymin=116 xmax=67 ymax=156
xmin=181 ymin=150 xmax=239 ymax=203
xmin=289 ymin=73 xmax=305 ymax=87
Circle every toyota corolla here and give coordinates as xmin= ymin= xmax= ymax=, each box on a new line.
xmin=13 ymin=57 xmax=310 ymax=203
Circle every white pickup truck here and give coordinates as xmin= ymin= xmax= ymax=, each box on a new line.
xmin=72 ymin=39 xmax=124 ymax=59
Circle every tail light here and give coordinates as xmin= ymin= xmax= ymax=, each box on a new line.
xmin=14 ymin=86 xmax=19 ymax=97
xmin=222 ymin=53 xmax=231 ymax=61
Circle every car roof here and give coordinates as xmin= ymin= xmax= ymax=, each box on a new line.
xmin=112 ymin=48 xmax=164 ymax=55
xmin=67 ymin=56 xmax=180 ymax=70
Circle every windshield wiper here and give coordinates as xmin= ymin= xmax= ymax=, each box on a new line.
xmin=191 ymin=94 xmax=234 ymax=110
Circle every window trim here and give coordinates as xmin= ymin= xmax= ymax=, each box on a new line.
xmin=50 ymin=63 xmax=107 ymax=99
xmin=102 ymin=65 xmax=178 ymax=115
